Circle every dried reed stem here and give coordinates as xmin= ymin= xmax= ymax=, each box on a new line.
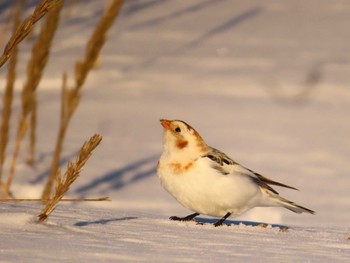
xmin=74 ymin=0 xmax=124 ymax=89
xmin=26 ymin=0 xmax=64 ymax=165
xmin=0 ymin=197 xmax=110 ymax=202
xmin=38 ymin=134 xmax=102 ymax=222
xmin=28 ymin=101 xmax=37 ymax=165
xmin=2 ymin=1 xmax=64 ymax=198
xmin=42 ymin=73 xmax=68 ymax=199
xmin=0 ymin=0 xmax=63 ymax=69
xmin=2 ymin=120 xmax=28 ymax=198
xmin=42 ymin=0 xmax=124 ymax=199
xmin=0 ymin=6 xmax=21 ymax=193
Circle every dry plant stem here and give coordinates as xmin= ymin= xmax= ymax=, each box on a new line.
xmin=0 ymin=0 xmax=63 ymax=69
xmin=26 ymin=0 xmax=64 ymax=165
xmin=28 ymin=101 xmax=37 ymax=165
xmin=0 ymin=197 xmax=110 ymax=202
xmin=0 ymin=6 xmax=21 ymax=189
xmin=38 ymin=134 xmax=102 ymax=222
xmin=2 ymin=120 xmax=28 ymax=198
xmin=3 ymin=1 xmax=64 ymax=198
xmin=75 ymin=0 xmax=124 ymax=89
xmin=42 ymin=0 xmax=124 ymax=199
xmin=41 ymin=73 xmax=68 ymax=199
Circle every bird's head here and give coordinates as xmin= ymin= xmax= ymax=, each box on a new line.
xmin=160 ymin=119 xmax=208 ymax=159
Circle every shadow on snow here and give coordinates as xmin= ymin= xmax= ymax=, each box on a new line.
xmin=194 ymin=217 xmax=289 ymax=229
xmin=74 ymin=216 xmax=138 ymax=227
xmin=76 ymin=154 xmax=159 ymax=193
xmin=122 ymin=6 xmax=262 ymax=72
xmin=127 ymin=0 xmax=226 ymax=30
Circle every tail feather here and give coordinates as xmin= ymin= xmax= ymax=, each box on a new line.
xmin=274 ymin=195 xmax=315 ymax=214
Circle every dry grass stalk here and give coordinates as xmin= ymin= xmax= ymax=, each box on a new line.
xmin=42 ymin=0 xmax=124 ymax=199
xmin=26 ymin=0 xmax=64 ymax=165
xmin=41 ymin=73 xmax=68 ymax=200
xmin=38 ymin=134 xmax=102 ymax=222
xmin=2 ymin=1 xmax=64 ymax=198
xmin=75 ymin=0 xmax=124 ymax=89
xmin=28 ymin=102 xmax=37 ymax=165
xmin=0 ymin=197 xmax=110 ymax=202
xmin=0 ymin=6 xmax=21 ymax=193
xmin=0 ymin=0 xmax=63 ymax=69
xmin=2 ymin=120 xmax=28 ymax=198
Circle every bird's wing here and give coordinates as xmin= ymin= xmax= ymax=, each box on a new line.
xmin=202 ymin=147 xmax=298 ymax=194
xmin=203 ymin=147 xmax=237 ymax=166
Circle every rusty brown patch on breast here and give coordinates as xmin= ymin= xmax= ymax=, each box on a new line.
xmin=169 ymin=161 xmax=194 ymax=175
xmin=184 ymin=162 xmax=193 ymax=171
xmin=176 ymin=140 xmax=188 ymax=149
xmin=169 ymin=163 xmax=182 ymax=175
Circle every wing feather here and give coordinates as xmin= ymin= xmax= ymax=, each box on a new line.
xmin=202 ymin=147 xmax=298 ymax=194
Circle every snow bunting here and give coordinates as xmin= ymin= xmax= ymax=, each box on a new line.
xmin=157 ymin=119 xmax=314 ymax=227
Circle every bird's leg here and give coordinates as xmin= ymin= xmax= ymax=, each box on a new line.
xmin=170 ymin=212 xmax=200 ymax=222
xmin=213 ymin=212 xmax=232 ymax=227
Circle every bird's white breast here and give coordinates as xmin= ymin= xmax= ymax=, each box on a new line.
xmin=157 ymin=157 xmax=263 ymax=217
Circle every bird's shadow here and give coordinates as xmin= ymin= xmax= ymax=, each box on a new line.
xmin=74 ymin=217 xmax=138 ymax=227
xmin=194 ymin=217 xmax=289 ymax=229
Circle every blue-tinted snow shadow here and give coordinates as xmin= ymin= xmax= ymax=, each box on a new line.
xmin=30 ymin=150 xmax=80 ymax=184
xmin=123 ymin=0 xmax=169 ymax=17
xmin=127 ymin=0 xmax=226 ymax=31
xmin=195 ymin=217 xmax=289 ymax=229
xmin=74 ymin=217 xmax=138 ymax=227
xmin=61 ymin=9 xmax=104 ymax=27
xmin=0 ymin=2 xmax=11 ymax=14
xmin=178 ymin=6 xmax=262 ymax=52
xmin=76 ymin=154 xmax=159 ymax=194
xmin=0 ymin=0 xmax=38 ymax=13
xmin=123 ymin=6 xmax=262 ymax=72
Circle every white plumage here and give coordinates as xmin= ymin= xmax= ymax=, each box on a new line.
xmin=157 ymin=119 xmax=314 ymax=226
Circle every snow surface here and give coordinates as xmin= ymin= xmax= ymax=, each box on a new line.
xmin=0 ymin=0 xmax=350 ymax=262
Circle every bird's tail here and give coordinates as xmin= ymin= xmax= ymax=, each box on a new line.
xmin=272 ymin=194 xmax=315 ymax=214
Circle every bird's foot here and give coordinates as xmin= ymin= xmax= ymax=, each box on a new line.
xmin=279 ymin=227 xmax=289 ymax=232
xmin=169 ymin=212 xmax=199 ymax=222
xmin=213 ymin=212 xmax=232 ymax=227
xmin=213 ymin=221 xmax=225 ymax=227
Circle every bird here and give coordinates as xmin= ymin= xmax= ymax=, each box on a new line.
xmin=157 ymin=119 xmax=315 ymax=227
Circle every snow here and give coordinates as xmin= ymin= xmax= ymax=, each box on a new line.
xmin=1 ymin=0 xmax=350 ymax=262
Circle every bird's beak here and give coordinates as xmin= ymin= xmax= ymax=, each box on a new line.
xmin=160 ymin=119 xmax=171 ymax=130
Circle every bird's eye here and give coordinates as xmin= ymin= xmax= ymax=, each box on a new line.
xmin=175 ymin=127 xmax=181 ymax=133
